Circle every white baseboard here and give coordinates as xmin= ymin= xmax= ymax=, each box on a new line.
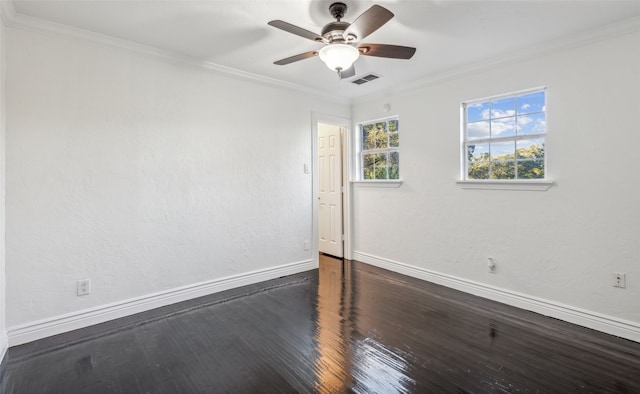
xmin=353 ymin=251 xmax=640 ymax=343
xmin=8 ymin=259 xmax=316 ymax=346
xmin=0 ymin=329 xmax=7 ymax=363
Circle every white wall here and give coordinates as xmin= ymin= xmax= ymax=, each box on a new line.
xmin=5 ymin=27 xmax=348 ymax=329
xmin=351 ymin=30 xmax=640 ymax=339
xmin=0 ymin=14 xmax=7 ymax=360
xmin=4 ymin=10 xmax=639 ymax=346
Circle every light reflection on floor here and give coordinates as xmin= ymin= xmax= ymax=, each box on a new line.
xmin=314 ymin=255 xmax=414 ymax=394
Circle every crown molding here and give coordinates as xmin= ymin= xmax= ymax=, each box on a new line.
xmin=1 ymin=1 xmax=350 ymax=106
xmin=4 ymin=1 xmax=640 ymax=108
xmin=353 ymin=15 xmax=640 ymax=106
xmin=0 ymin=0 xmax=16 ymax=26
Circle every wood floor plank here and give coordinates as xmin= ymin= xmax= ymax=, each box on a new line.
xmin=1 ymin=256 xmax=638 ymax=393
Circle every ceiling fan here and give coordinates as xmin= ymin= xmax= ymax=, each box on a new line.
xmin=268 ymin=2 xmax=416 ymax=79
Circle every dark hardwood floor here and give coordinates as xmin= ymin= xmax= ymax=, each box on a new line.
xmin=1 ymin=255 xmax=639 ymax=393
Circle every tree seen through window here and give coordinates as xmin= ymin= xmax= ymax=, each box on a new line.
xmin=360 ymin=118 xmax=399 ymax=180
xmin=464 ymin=89 xmax=546 ymax=180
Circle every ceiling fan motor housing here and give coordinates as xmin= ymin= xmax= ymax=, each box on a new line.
xmin=321 ymin=21 xmax=350 ymax=42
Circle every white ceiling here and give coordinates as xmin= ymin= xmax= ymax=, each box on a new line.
xmin=9 ymin=0 xmax=640 ymax=100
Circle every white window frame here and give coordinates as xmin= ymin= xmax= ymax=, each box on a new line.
xmin=353 ymin=116 xmax=402 ymax=187
xmin=458 ymin=87 xmax=553 ymax=191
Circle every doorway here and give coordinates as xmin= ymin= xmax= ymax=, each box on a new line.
xmin=318 ymin=122 xmax=344 ymax=258
xmin=312 ymin=114 xmax=351 ymax=265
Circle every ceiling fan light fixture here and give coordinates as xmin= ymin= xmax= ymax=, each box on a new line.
xmin=318 ymin=44 xmax=359 ymax=72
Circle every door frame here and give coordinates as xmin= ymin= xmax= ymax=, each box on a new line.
xmin=312 ymin=113 xmax=352 ymax=267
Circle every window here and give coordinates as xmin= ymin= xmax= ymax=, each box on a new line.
xmin=463 ymin=88 xmax=546 ymax=180
xmin=359 ymin=117 xmax=400 ymax=180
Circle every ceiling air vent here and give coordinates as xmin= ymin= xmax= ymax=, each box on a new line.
xmin=351 ymin=73 xmax=381 ymax=85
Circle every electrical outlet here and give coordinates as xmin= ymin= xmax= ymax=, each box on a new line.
xmin=488 ymin=257 xmax=496 ymax=274
xmin=303 ymin=241 xmax=310 ymax=251
xmin=77 ymin=279 xmax=91 ymax=296
xmin=613 ymin=272 xmax=626 ymax=288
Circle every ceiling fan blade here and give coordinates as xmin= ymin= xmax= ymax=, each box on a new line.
xmin=339 ymin=65 xmax=356 ymax=79
xmin=273 ymin=51 xmax=318 ymax=66
xmin=359 ymin=44 xmax=416 ymax=59
xmin=268 ymin=20 xmax=326 ymax=43
xmin=343 ymin=5 xmax=394 ymax=41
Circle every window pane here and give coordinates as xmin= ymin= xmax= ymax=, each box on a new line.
xmin=467 ymin=121 xmax=490 ymax=140
xmin=362 ymin=153 xmax=386 ymax=180
xmin=389 ymin=132 xmax=399 ymax=147
xmin=517 ymin=112 xmax=545 ymax=136
xmin=363 ymin=124 xmax=376 ymax=150
xmin=491 ymin=117 xmax=516 ymax=138
xmin=463 ymin=89 xmax=546 ymax=181
xmin=389 ymin=151 xmax=399 ymax=180
xmin=467 ymin=102 xmax=490 ymax=123
xmin=516 ymin=138 xmax=544 ymax=159
xmin=491 ymin=97 xmax=516 ymax=118
xmin=360 ymin=117 xmax=400 ymax=181
xmin=491 ymin=161 xmax=516 ymax=179
xmin=374 ymin=152 xmax=388 ymax=179
xmin=517 ymin=160 xmax=544 ymax=179
xmin=491 ymin=141 xmax=515 ymax=160
xmin=468 ymin=162 xmax=489 ymax=179
xmin=388 ymin=119 xmax=398 ymax=133
xmin=362 ymin=153 xmax=376 ymax=180
xmin=491 ymin=140 xmax=516 ymax=179
xmin=376 ymin=166 xmax=388 ymax=179
xmin=517 ymin=91 xmax=545 ymax=115
xmin=375 ymin=122 xmax=388 ymax=149
xmin=467 ymin=143 xmax=489 ymax=163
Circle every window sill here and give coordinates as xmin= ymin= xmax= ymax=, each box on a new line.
xmin=352 ymin=180 xmax=403 ymax=188
xmin=456 ymin=180 xmax=553 ymax=191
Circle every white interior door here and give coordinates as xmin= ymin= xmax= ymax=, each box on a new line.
xmin=318 ymin=123 xmax=343 ymax=258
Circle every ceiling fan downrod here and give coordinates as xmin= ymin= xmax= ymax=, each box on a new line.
xmin=329 ymin=2 xmax=347 ymax=21
xmin=322 ymin=2 xmax=351 ymax=43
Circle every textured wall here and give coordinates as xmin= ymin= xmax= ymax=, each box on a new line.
xmin=351 ymin=31 xmax=640 ymax=324
xmin=5 ymin=27 xmax=347 ymax=326
xmin=0 ymin=16 xmax=7 ymax=357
